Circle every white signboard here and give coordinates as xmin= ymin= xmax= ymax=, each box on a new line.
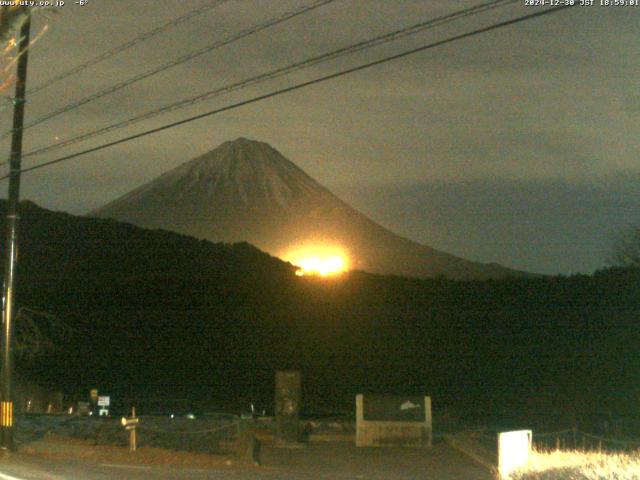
xmin=498 ymin=430 xmax=532 ymax=479
xmin=97 ymin=396 xmax=110 ymax=407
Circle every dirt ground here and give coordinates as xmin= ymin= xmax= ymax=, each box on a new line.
xmin=18 ymin=433 xmax=236 ymax=468
xmin=13 ymin=433 xmax=494 ymax=479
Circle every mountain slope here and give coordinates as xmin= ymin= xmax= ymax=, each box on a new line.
xmin=94 ymin=138 xmax=524 ymax=279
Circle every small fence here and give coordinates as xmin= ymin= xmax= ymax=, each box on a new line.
xmin=453 ymin=427 xmax=640 ymax=455
xmin=534 ymin=427 xmax=640 ymax=453
xmin=16 ymin=412 xmax=241 ymax=455
xmin=134 ymin=414 xmax=240 ymax=454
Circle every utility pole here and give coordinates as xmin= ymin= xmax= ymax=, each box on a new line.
xmin=1 ymin=14 xmax=31 ymax=452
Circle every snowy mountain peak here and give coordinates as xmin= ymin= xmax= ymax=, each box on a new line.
xmin=163 ymin=137 xmax=327 ymax=207
xmin=93 ymin=138 xmax=526 ymax=280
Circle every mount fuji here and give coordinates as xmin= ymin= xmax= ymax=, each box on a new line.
xmin=93 ymin=138 xmax=524 ymax=279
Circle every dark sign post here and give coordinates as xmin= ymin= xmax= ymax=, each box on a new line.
xmin=274 ymin=371 xmax=301 ymax=445
xmin=363 ymin=395 xmax=427 ymax=422
xmin=356 ymin=394 xmax=432 ymax=447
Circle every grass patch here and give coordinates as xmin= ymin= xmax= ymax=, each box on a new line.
xmin=509 ymin=449 xmax=640 ymax=479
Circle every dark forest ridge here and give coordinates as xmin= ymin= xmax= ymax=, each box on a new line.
xmin=1 ymin=199 xmax=638 ymax=425
xmin=92 ymin=138 xmax=527 ymax=280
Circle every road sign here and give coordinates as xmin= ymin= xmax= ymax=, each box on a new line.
xmin=122 ymin=407 xmax=138 ymax=452
xmin=121 ymin=416 xmax=139 ymax=427
xmin=90 ymin=389 xmax=98 ymax=402
xmin=97 ymin=396 xmax=110 ymax=406
xmin=498 ymin=430 xmax=532 ymax=479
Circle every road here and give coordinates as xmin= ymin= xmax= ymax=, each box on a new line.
xmin=0 ymin=441 xmax=493 ymax=479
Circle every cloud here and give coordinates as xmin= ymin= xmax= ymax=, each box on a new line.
xmin=331 ymin=174 xmax=640 ymax=275
xmin=1 ymin=1 xmax=636 ymax=278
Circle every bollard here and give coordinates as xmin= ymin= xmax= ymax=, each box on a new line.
xmin=236 ymin=420 xmax=260 ymax=465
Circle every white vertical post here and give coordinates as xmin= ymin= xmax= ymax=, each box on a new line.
xmin=498 ymin=430 xmax=532 ymax=479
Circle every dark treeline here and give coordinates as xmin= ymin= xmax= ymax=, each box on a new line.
xmin=3 ymin=201 xmax=639 ymax=429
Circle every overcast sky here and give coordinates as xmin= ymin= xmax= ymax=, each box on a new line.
xmin=0 ymin=0 xmax=637 ymax=275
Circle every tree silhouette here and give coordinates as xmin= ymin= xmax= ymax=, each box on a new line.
xmin=609 ymin=226 xmax=640 ymax=268
xmin=14 ymin=307 xmax=72 ymax=362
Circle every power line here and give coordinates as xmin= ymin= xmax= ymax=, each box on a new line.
xmin=0 ymin=0 xmax=336 ymax=140
xmin=0 ymin=4 xmax=574 ymax=181
xmin=25 ymin=0 xmax=231 ymax=97
xmin=18 ymin=0 xmax=517 ymax=162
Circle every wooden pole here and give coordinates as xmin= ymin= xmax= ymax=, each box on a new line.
xmin=0 ymin=14 xmax=30 ymax=452
xmin=130 ymin=406 xmax=136 ymax=452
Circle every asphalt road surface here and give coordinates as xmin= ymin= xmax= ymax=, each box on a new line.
xmin=0 ymin=442 xmax=492 ymax=479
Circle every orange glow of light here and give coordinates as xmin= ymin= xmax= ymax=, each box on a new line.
xmin=284 ymin=245 xmax=349 ymax=277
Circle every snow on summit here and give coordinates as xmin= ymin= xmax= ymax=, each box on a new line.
xmin=93 ymin=138 xmax=525 ymax=280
